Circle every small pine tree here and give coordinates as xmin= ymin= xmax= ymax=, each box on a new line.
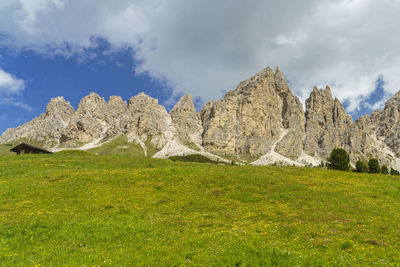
xmin=327 ymin=148 xmax=350 ymax=171
xmin=390 ymin=168 xmax=400 ymax=176
xmin=368 ymin=158 xmax=380 ymax=174
xmin=355 ymin=160 xmax=368 ymax=173
xmin=381 ymin=165 xmax=389 ymax=175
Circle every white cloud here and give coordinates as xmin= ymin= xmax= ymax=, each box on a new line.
xmin=0 ymin=96 xmax=32 ymax=111
xmin=0 ymin=68 xmax=31 ymax=110
xmin=0 ymin=68 xmax=25 ymax=95
xmin=1 ymin=0 xmax=400 ymax=113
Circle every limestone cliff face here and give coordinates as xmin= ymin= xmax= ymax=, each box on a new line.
xmin=61 ymin=93 xmax=107 ymax=146
xmin=60 ymin=93 xmax=128 ymax=147
xmin=350 ymin=115 xmax=393 ymax=165
xmin=169 ymin=94 xmax=203 ymax=147
xmin=2 ymin=66 xmax=400 ymax=168
xmin=376 ymin=92 xmax=400 ymax=157
xmin=121 ymin=93 xmax=174 ymax=149
xmin=200 ymin=67 xmax=304 ymax=159
xmin=303 ymin=86 xmax=354 ymax=159
xmin=0 ymin=97 xmax=74 ymax=146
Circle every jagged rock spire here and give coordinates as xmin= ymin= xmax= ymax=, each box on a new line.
xmin=304 ymin=86 xmax=353 ymax=158
xmin=170 ymin=94 xmax=203 ymax=147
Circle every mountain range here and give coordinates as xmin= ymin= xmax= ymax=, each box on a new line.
xmin=1 ymin=67 xmax=400 ymax=169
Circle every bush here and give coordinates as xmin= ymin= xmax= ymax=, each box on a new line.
xmin=368 ymin=158 xmax=380 ymax=174
xmin=327 ymin=148 xmax=350 ymax=171
xmin=341 ymin=241 xmax=353 ymax=250
xmin=381 ymin=165 xmax=389 ymax=175
xmin=169 ymin=154 xmax=218 ymax=164
xmin=390 ymin=168 xmax=400 ymax=176
xmin=355 ymin=160 xmax=368 ymax=173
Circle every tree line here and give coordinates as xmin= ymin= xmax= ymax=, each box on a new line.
xmin=325 ymin=148 xmax=400 ymax=175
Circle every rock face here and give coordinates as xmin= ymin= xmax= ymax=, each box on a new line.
xmin=169 ymin=94 xmax=203 ymax=148
xmin=303 ymin=86 xmax=353 ymax=159
xmin=61 ymin=93 xmax=110 ymax=146
xmin=0 ymin=97 xmax=74 ymax=147
xmin=301 ymin=86 xmax=396 ymax=165
xmin=59 ymin=93 xmax=129 ymax=147
xmin=121 ymin=92 xmax=174 ymax=149
xmin=377 ymin=91 xmax=400 ymax=157
xmin=1 ymin=66 xmax=400 ymax=168
xmin=200 ymin=67 xmax=304 ymax=159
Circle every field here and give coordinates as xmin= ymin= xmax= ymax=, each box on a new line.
xmin=1 ymin=151 xmax=400 ymax=266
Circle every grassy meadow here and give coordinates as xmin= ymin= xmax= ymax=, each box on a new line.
xmin=1 ymin=150 xmax=400 ymax=266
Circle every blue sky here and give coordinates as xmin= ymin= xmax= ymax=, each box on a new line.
xmin=1 ymin=0 xmax=400 ymax=133
xmin=0 ymin=40 xmax=174 ymax=133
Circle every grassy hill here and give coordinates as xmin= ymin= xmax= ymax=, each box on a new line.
xmin=1 ymin=152 xmax=400 ymax=265
xmin=0 ymin=144 xmax=14 ymax=156
xmin=88 ymin=135 xmax=148 ymax=157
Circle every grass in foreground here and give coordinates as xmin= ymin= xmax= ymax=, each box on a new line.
xmin=0 ymin=152 xmax=400 ymax=266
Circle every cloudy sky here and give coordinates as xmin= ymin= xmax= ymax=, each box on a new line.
xmin=0 ymin=0 xmax=399 ymax=133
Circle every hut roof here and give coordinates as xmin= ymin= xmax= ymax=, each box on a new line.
xmin=10 ymin=143 xmax=53 ymax=154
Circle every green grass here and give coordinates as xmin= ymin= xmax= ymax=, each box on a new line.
xmin=88 ymin=135 xmax=146 ymax=157
xmin=1 ymin=153 xmax=400 ymax=266
xmin=0 ymin=144 xmax=14 ymax=156
xmin=88 ymin=134 xmax=160 ymax=157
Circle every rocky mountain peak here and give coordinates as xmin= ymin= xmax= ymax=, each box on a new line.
xmin=170 ymin=94 xmax=196 ymax=116
xmin=381 ymin=91 xmax=400 ymax=124
xmin=386 ymin=90 xmax=400 ymax=103
xmin=46 ymin=97 xmax=75 ymax=118
xmin=325 ymin=85 xmax=332 ymax=95
xmin=225 ymin=67 xmax=275 ymax=97
xmin=373 ymin=91 xmax=400 ymax=157
xmin=108 ymin=95 xmax=125 ymax=105
xmin=274 ymin=66 xmax=290 ymax=93
xmin=308 ymin=86 xmax=333 ymax=107
xmin=107 ymin=96 xmax=127 ymax=115
xmin=304 ymin=85 xmax=353 ymax=158
xmin=121 ymin=92 xmax=172 ymax=150
xmin=128 ymin=92 xmax=159 ymax=107
xmin=200 ymin=66 xmax=305 ymax=159
xmin=77 ymin=92 xmax=105 ymax=113
xmin=170 ymin=94 xmax=202 ymax=146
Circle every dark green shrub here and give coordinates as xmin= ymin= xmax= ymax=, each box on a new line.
xmin=169 ymin=154 xmax=218 ymax=164
xmin=327 ymin=148 xmax=350 ymax=171
xmin=390 ymin=168 xmax=400 ymax=176
xmin=381 ymin=165 xmax=389 ymax=175
xmin=368 ymin=158 xmax=380 ymax=174
xmin=341 ymin=241 xmax=353 ymax=250
xmin=355 ymin=160 xmax=368 ymax=173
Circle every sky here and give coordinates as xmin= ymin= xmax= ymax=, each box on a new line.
xmin=0 ymin=0 xmax=400 ymax=134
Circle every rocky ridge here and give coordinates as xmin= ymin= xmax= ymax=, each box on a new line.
xmin=1 ymin=67 xmax=400 ymax=168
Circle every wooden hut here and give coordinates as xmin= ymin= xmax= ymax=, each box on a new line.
xmin=10 ymin=143 xmax=53 ymax=155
